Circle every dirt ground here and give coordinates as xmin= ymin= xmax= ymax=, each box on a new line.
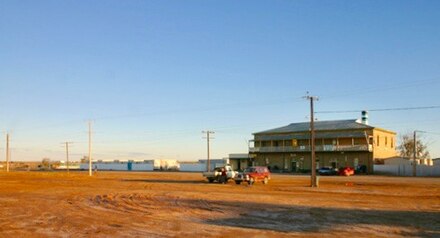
xmin=0 ymin=171 xmax=439 ymax=237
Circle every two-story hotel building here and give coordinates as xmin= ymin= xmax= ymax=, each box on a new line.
xmin=249 ymin=118 xmax=397 ymax=173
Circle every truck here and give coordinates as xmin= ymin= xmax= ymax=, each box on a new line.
xmin=202 ymin=165 xmax=237 ymax=183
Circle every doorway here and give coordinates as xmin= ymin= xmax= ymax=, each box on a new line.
xmin=291 ymin=161 xmax=297 ymax=172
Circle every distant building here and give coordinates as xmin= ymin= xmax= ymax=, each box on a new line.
xmin=384 ymin=157 xmax=411 ymax=166
xmin=249 ymin=114 xmax=397 ymax=173
xmin=384 ymin=157 xmax=434 ymax=166
xmin=80 ymin=159 xmax=155 ymax=171
xmin=228 ymin=153 xmax=250 ymax=171
xmin=179 ymin=158 xmax=229 ymax=172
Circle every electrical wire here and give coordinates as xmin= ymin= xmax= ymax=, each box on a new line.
xmin=316 ymin=105 xmax=440 ymax=114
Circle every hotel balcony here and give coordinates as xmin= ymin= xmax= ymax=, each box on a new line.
xmin=249 ymin=144 xmax=373 ymax=153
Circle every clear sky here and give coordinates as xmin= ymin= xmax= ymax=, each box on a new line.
xmin=1 ymin=0 xmax=440 ymax=161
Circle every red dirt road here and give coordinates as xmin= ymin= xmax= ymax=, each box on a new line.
xmin=0 ymin=171 xmax=439 ymax=237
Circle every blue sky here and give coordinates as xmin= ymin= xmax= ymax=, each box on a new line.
xmin=1 ymin=0 xmax=440 ymax=161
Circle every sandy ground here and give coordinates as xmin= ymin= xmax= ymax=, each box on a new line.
xmin=0 ymin=171 xmax=439 ymax=237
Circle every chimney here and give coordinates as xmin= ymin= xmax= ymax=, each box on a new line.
xmin=361 ymin=111 xmax=368 ymax=125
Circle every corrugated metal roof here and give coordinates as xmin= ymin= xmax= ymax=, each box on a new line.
xmin=254 ymin=119 xmax=374 ymax=134
xmin=255 ymin=131 xmax=368 ymax=141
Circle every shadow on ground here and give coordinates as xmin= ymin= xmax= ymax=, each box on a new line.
xmin=201 ymin=199 xmax=440 ymax=237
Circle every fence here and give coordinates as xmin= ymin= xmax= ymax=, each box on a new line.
xmin=374 ymin=164 xmax=440 ymax=177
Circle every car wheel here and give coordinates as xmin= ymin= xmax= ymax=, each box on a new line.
xmin=235 ymin=181 xmax=241 ymax=185
xmin=208 ymin=178 xmax=214 ymax=183
xmin=263 ymin=177 xmax=268 ymax=184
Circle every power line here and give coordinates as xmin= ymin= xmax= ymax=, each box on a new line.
xmin=320 ymin=77 xmax=440 ymax=100
xmin=316 ymin=105 xmax=440 ymax=114
xmin=420 ymin=131 xmax=440 ymax=136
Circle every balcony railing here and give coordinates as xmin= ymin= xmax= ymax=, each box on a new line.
xmin=249 ymin=144 xmax=372 ymax=153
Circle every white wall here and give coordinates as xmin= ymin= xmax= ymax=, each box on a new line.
xmin=384 ymin=158 xmax=412 ymax=165
xmin=80 ymin=162 xmax=154 ymax=171
xmin=132 ymin=163 xmax=154 ymax=171
xmin=180 ymin=163 xmax=205 ymax=172
xmin=374 ymin=164 xmax=440 ymax=176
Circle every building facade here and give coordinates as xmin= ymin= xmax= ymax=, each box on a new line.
xmin=228 ymin=153 xmax=251 ymax=171
xmin=249 ymin=119 xmax=397 ymax=173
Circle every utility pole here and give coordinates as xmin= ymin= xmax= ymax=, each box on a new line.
xmin=88 ymin=121 xmax=93 ymax=176
xmin=6 ymin=133 xmax=10 ymax=172
xmin=305 ymin=94 xmax=318 ymax=187
xmin=202 ymin=131 xmax=215 ymax=172
xmin=412 ymin=130 xmax=426 ymax=177
xmin=62 ymin=142 xmax=73 ymax=174
xmin=413 ymin=130 xmax=417 ymax=177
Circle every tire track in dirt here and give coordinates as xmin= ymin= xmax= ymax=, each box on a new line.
xmin=84 ymin=191 xmax=228 ymax=221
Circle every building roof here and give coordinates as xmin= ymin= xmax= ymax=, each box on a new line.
xmin=254 ymin=119 xmax=389 ymax=135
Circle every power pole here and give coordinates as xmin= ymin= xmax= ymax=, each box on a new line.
xmin=62 ymin=142 xmax=73 ymax=174
xmin=6 ymin=133 xmax=10 ymax=172
xmin=88 ymin=121 xmax=93 ymax=176
xmin=305 ymin=94 xmax=318 ymax=187
xmin=202 ymin=130 xmax=215 ymax=172
xmin=413 ymin=131 xmax=417 ymax=177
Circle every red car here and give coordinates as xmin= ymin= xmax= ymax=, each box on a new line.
xmin=339 ymin=167 xmax=355 ymax=176
xmin=234 ymin=166 xmax=271 ymax=185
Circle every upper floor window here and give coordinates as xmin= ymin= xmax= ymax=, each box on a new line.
xmin=385 ymin=137 xmax=388 ymax=146
xmin=391 ymin=138 xmax=394 ymax=148
xmin=377 ymin=135 xmax=380 ymax=146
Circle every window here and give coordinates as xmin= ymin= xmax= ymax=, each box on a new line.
xmin=391 ymin=138 xmax=394 ymax=148
xmin=292 ymin=139 xmax=297 ymax=147
xmin=385 ymin=137 xmax=388 ymax=146
xmin=377 ymin=136 xmax=380 ymax=146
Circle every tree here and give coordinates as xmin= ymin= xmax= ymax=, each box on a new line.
xmin=398 ymin=133 xmax=430 ymax=159
xmin=40 ymin=158 xmax=52 ymax=170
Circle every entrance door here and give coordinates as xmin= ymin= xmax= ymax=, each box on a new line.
xmin=331 ymin=161 xmax=337 ymax=168
xmin=127 ymin=162 xmax=133 ymax=171
xmin=291 ymin=161 xmax=297 ymax=172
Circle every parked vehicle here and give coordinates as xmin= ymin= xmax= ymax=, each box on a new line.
xmin=234 ymin=166 xmax=271 ymax=185
xmin=202 ymin=165 xmax=237 ymax=183
xmin=339 ymin=167 xmax=355 ymax=176
xmin=318 ymin=166 xmax=338 ymax=175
